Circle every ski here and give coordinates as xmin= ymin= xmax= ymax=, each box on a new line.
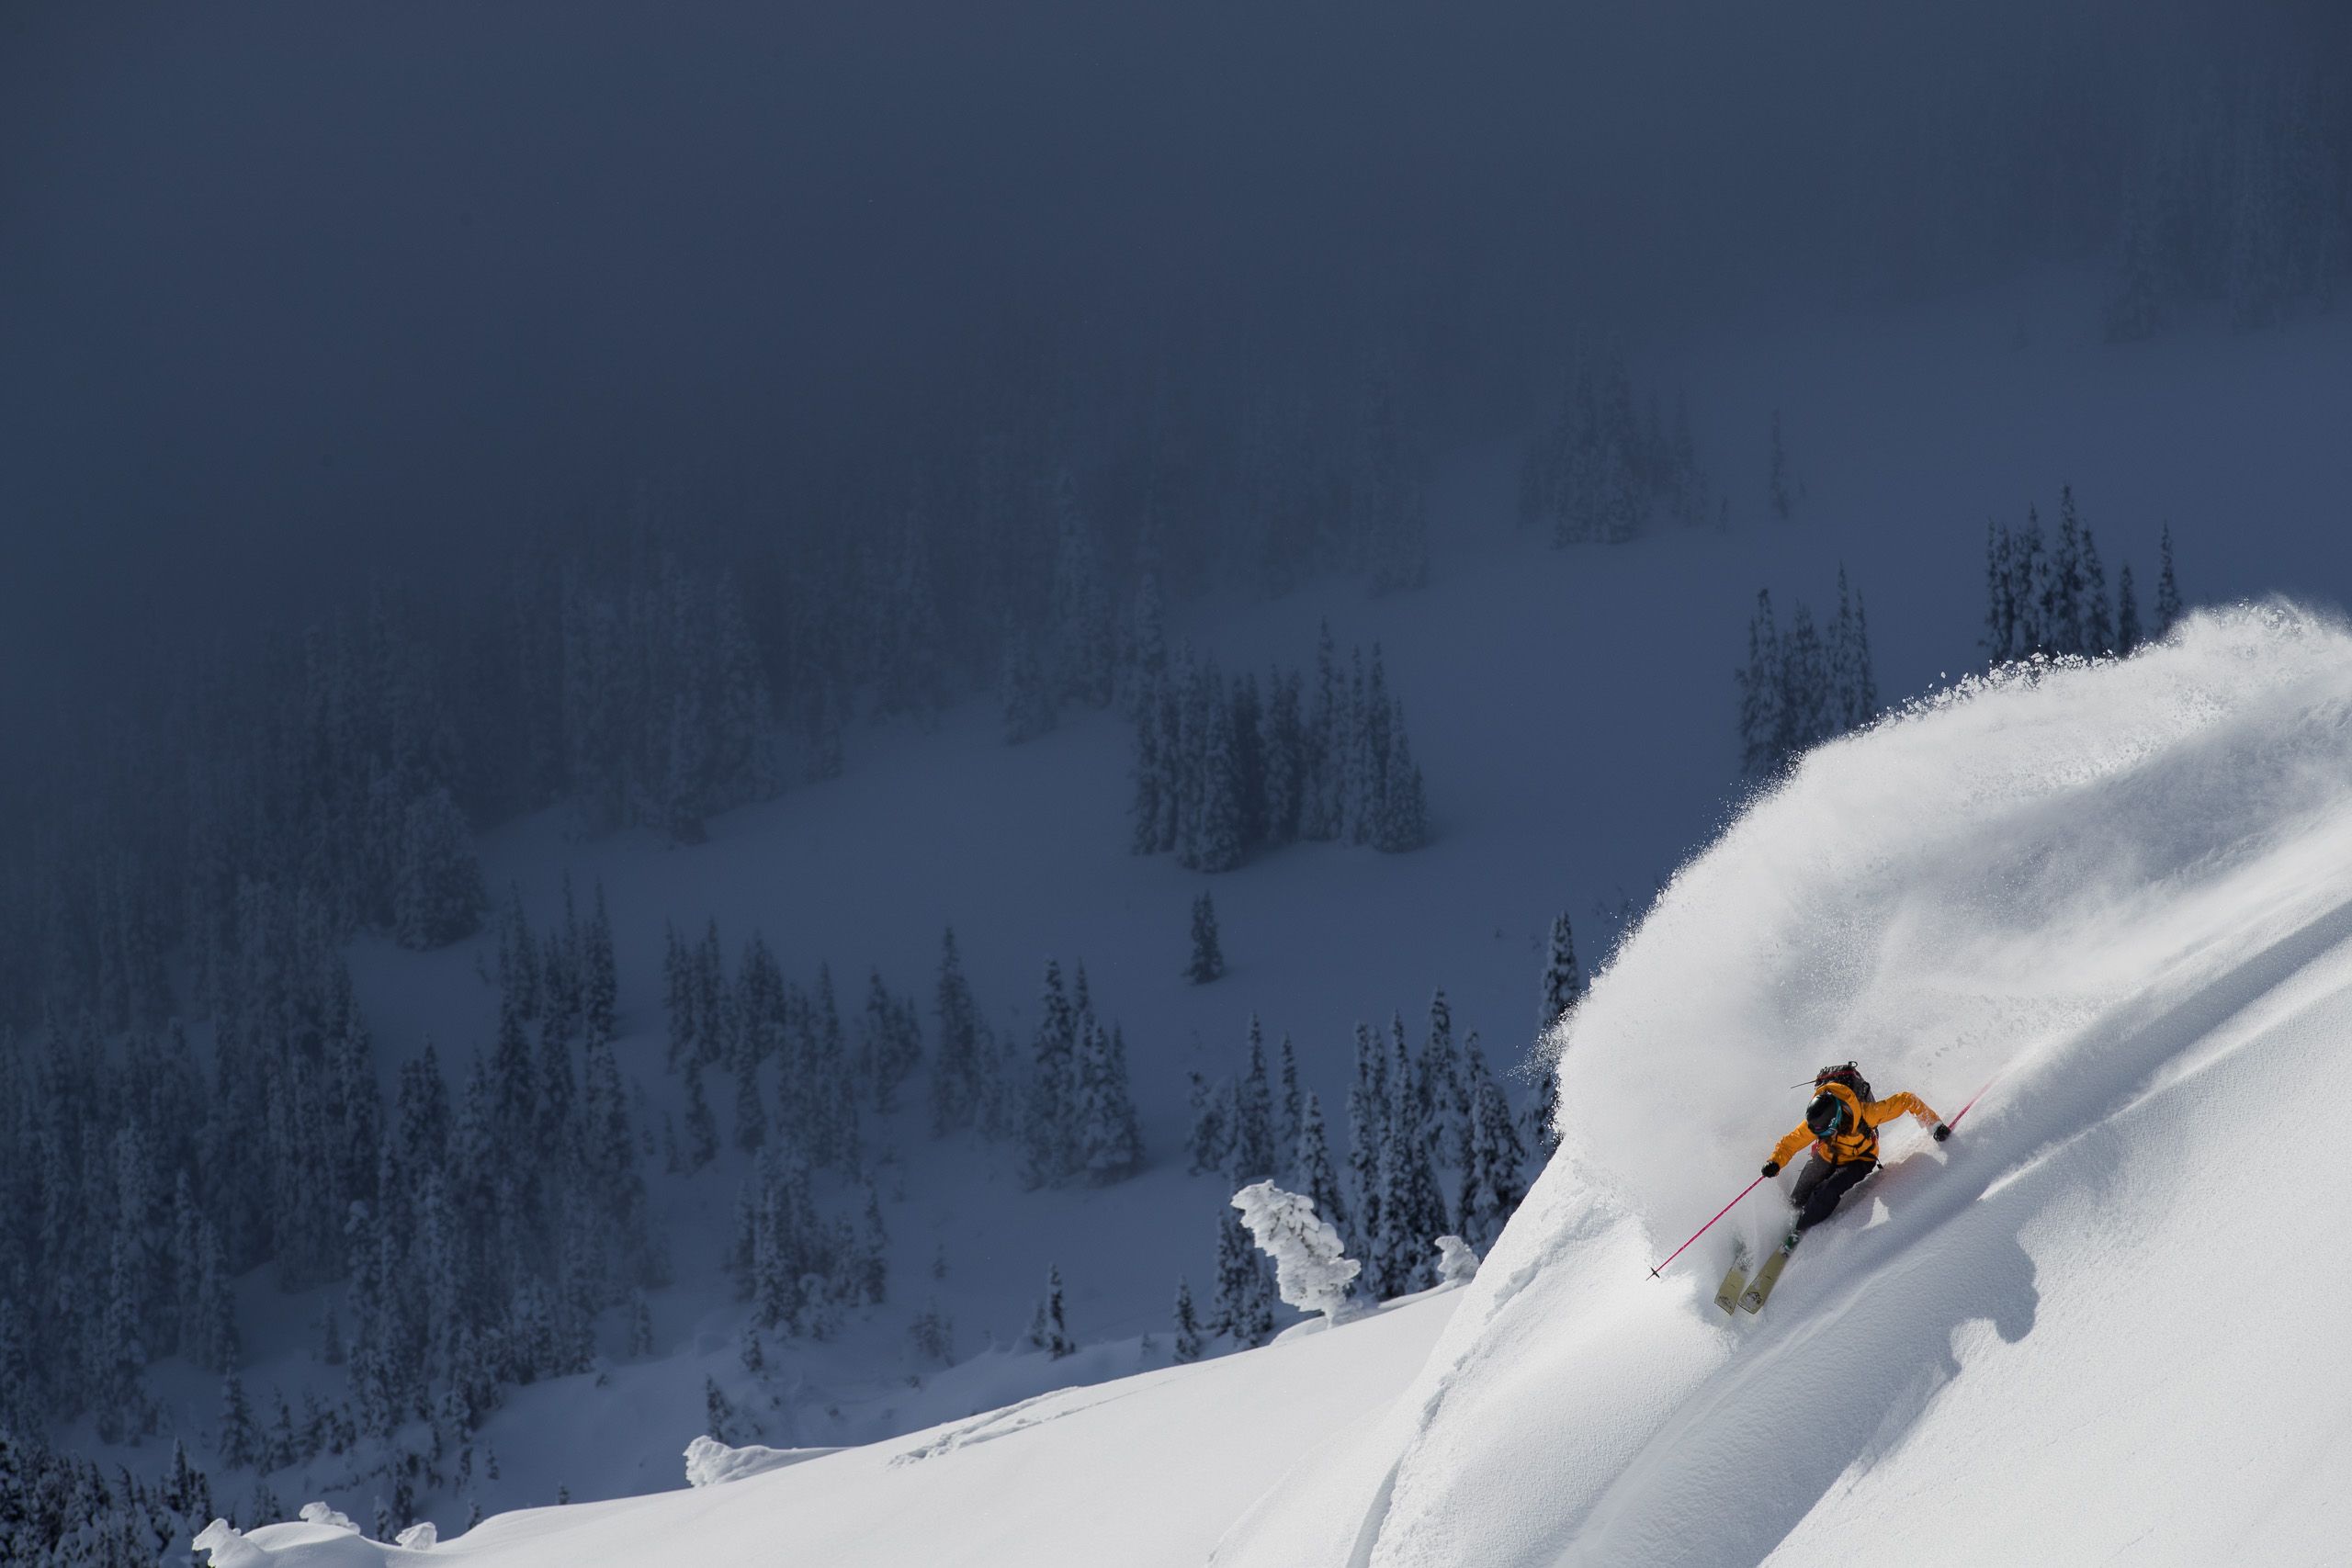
xmin=1737 ymin=1235 xmax=1799 ymax=1314
xmin=1713 ymin=1241 xmax=1750 ymax=1314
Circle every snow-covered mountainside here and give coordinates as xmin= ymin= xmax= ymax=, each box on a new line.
xmin=204 ymin=604 xmax=2352 ymax=1564
xmin=1227 ymin=603 xmax=2352 ymax=1567
xmin=61 ymin=281 xmax=2350 ymax=1559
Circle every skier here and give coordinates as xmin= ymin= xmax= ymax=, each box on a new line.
xmin=1759 ymin=1064 xmax=1949 ymax=1253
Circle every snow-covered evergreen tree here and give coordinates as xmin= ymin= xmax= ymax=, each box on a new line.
xmin=2041 ymin=487 xmax=2088 ymax=657
xmin=218 ymin=1371 xmax=259 ymax=1471
xmin=1197 ymin=690 xmax=1246 ymax=873
xmin=1982 ymin=521 xmax=2018 ymax=666
xmin=1830 ymin=567 xmax=1878 ymax=731
xmin=1231 ymin=1181 xmax=1361 ymax=1325
xmin=1075 ymin=1019 xmax=1144 ymax=1183
xmin=1209 ymin=1208 xmax=1275 ymax=1348
xmin=1781 ymin=602 xmax=1830 ymax=753
xmin=1228 ymin=1020 xmax=1276 ymax=1183
xmin=1736 ymin=591 xmax=1784 ymax=775
xmin=1421 ymin=989 xmax=1468 ymax=1168
xmin=930 ymin=927 xmax=983 ymax=1136
xmin=1740 ymin=575 xmax=1878 ymax=772
xmin=683 ymin=1057 xmax=719 ymax=1171
xmin=1459 ymin=1052 xmax=1529 ymax=1252
xmin=704 ymin=1377 xmax=739 ymax=1443
xmin=2080 ymin=524 xmax=2115 ymax=656
xmin=1188 ymin=1070 xmax=1233 ymax=1177
xmin=731 ymin=1037 xmax=767 ymax=1153
xmin=1344 ymin=1023 xmax=1387 ymax=1266
xmin=582 ymin=884 xmax=618 ymax=1045
xmin=1376 ymin=712 xmax=1431 ymax=852
xmin=1294 ymin=1092 xmax=1347 ymax=1238
xmin=908 ymin=1299 xmax=955 ymax=1364
xmin=1187 ymin=892 xmax=1226 ymax=985
xmin=1029 ymin=1264 xmax=1075 ymax=1359
xmin=861 ymin=966 xmax=923 ymax=1113
xmin=1171 ymin=1279 xmax=1204 ymax=1363
xmin=1276 ymin=1032 xmax=1303 ymax=1155
xmin=1371 ymin=1023 xmax=1449 ymax=1298
xmin=1023 ymin=959 xmax=1077 ymax=1186
xmin=663 ymin=922 xmax=696 ymax=1070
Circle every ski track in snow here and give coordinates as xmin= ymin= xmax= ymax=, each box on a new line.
xmin=888 ymin=1382 xmax=1150 ymax=1466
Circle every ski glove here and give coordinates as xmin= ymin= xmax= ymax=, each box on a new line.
xmin=1761 ymin=1160 xmax=1781 ymax=1178
xmin=1932 ymin=1123 xmax=1951 ymax=1142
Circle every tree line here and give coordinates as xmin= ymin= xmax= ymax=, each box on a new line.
xmin=1982 ymin=491 xmax=2182 ymax=667
xmin=1735 ymin=569 xmax=1879 ymax=778
xmin=1 ymin=346 xmax=1452 ymax=1046
xmin=1520 ymin=355 xmax=1717 ymax=542
xmin=0 ymin=875 xmax=659 ymax=1548
xmin=1130 ymin=626 xmax=1431 ymax=873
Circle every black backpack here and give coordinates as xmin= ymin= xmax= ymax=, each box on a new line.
xmin=1813 ymin=1061 xmax=1873 ymax=1105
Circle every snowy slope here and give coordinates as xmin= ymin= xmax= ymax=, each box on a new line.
xmin=154 ymin=288 xmax=2352 ymax=1537
xmin=209 ymin=604 xmax=2352 ymax=1566
xmin=1222 ymin=603 xmax=2352 ymax=1567
xmin=194 ymin=1288 xmax=1462 ymax=1568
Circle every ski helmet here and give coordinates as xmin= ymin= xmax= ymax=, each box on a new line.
xmin=1805 ymin=1092 xmax=1845 ymax=1138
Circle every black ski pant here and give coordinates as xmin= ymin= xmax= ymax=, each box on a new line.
xmin=1789 ymin=1155 xmax=1874 ymax=1234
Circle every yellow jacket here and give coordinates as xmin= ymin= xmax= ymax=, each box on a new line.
xmin=1770 ymin=1081 xmax=1941 ymax=1168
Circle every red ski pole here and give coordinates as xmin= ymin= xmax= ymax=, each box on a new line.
xmin=1649 ymin=1173 xmax=1770 ymax=1278
xmin=1946 ymin=1071 xmax=2002 ymax=1132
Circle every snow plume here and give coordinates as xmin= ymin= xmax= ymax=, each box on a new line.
xmin=1226 ymin=604 xmax=2352 ymax=1567
xmin=1231 ymin=1181 xmax=1361 ymax=1325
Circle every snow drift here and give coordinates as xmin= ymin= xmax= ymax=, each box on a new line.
xmin=1218 ymin=602 xmax=2352 ymax=1566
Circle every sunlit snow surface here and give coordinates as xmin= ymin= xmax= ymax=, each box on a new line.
xmin=200 ymin=1288 xmax=1461 ymax=1568
xmin=1227 ymin=603 xmax=2352 ymax=1567
xmin=210 ymin=605 xmax=2352 ymax=1566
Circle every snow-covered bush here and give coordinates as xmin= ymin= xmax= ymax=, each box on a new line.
xmin=193 ymin=1520 xmax=268 ymax=1568
xmin=1230 ymin=1181 xmax=1361 ymax=1325
xmin=1434 ymin=1235 xmax=1481 ymax=1286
